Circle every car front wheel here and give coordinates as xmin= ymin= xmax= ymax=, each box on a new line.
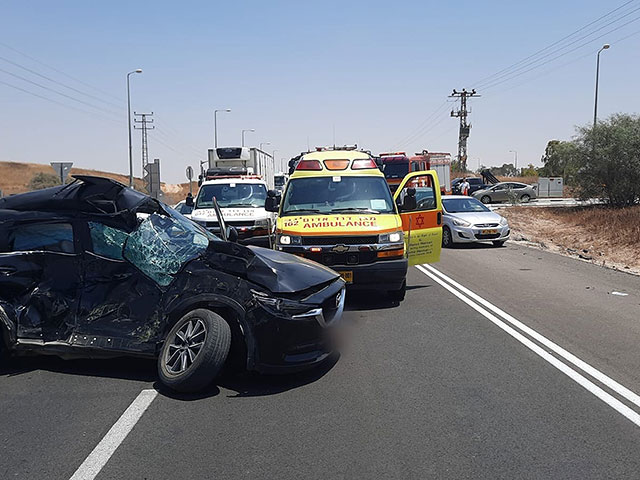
xmin=158 ymin=309 xmax=231 ymax=393
xmin=480 ymin=195 xmax=491 ymax=204
xmin=442 ymin=226 xmax=453 ymax=248
xmin=520 ymin=194 xmax=531 ymax=203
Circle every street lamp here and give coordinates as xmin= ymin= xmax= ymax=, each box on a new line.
xmin=272 ymin=149 xmax=278 ymax=160
xmin=259 ymin=142 xmax=270 ymax=151
xmin=593 ymin=44 xmax=610 ymax=128
xmin=509 ymin=150 xmax=518 ymax=175
xmin=242 ymin=129 xmax=255 ymax=147
xmin=127 ymin=69 xmax=142 ymax=187
xmin=214 ymin=108 xmax=231 ymax=149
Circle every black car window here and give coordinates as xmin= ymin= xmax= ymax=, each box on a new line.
xmin=88 ymin=222 xmax=129 ymax=260
xmin=11 ymin=223 xmax=74 ymax=253
xmin=469 ymin=178 xmax=482 ymax=185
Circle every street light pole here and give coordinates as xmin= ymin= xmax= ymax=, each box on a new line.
xmin=593 ymin=44 xmax=610 ymax=129
xmin=242 ymin=129 xmax=255 ymax=147
xmin=127 ymin=69 xmax=142 ymax=188
xmin=214 ymin=108 xmax=231 ymax=149
xmin=259 ymin=142 xmax=270 ymax=151
xmin=509 ymin=150 xmax=518 ymax=175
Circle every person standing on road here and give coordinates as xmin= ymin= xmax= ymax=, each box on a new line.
xmin=460 ymin=177 xmax=470 ymax=196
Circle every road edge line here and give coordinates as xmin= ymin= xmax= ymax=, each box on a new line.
xmin=69 ymin=388 xmax=158 ymax=480
xmin=422 ymin=263 xmax=640 ymax=409
xmin=416 ymin=264 xmax=640 ymax=428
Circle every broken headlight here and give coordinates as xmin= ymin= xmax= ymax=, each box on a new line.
xmin=251 ymin=289 xmax=313 ymax=316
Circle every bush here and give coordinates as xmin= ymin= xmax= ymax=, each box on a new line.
xmin=28 ymin=172 xmax=62 ymax=190
xmin=573 ymin=114 xmax=640 ymax=207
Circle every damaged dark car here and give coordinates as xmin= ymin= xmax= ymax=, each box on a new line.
xmin=0 ymin=176 xmax=345 ymax=392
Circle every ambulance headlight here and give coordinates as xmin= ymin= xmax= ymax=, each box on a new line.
xmin=379 ymin=231 xmax=404 ymax=243
xmin=278 ymin=234 xmax=301 ymax=245
xmin=255 ymin=218 xmax=269 ymax=227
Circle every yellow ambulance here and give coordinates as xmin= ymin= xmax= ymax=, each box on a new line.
xmin=265 ymin=147 xmax=442 ymax=300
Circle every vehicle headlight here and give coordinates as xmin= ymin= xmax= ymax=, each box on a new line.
xmin=499 ymin=217 xmax=508 ymax=226
xmin=277 ymin=234 xmax=301 ymax=245
xmin=251 ymin=289 xmax=312 ymax=316
xmin=379 ymin=231 xmax=404 ymax=243
xmin=255 ymin=218 xmax=269 ymax=227
xmin=452 ymin=218 xmax=471 ymax=227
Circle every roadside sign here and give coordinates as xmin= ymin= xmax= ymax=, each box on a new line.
xmin=50 ymin=162 xmax=73 ymax=185
xmin=186 ymin=166 xmax=194 ymax=180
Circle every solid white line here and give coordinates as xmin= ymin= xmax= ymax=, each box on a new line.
xmin=69 ymin=389 xmax=158 ymax=480
xmin=421 ymin=263 xmax=640 ymax=410
xmin=415 ymin=264 xmax=640 ymax=427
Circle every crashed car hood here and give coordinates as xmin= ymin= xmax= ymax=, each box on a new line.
xmin=246 ymin=246 xmax=340 ymax=293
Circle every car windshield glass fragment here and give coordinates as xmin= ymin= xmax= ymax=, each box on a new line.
xmin=123 ymin=212 xmax=210 ymax=286
xmin=196 ymin=183 xmax=267 ymax=208
xmin=281 ymin=176 xmax=395 ymax=215
xmin=383 ymin=162 xmax=409 ymax=179
xmin=443 ymin=198 xmax=490 ymax=213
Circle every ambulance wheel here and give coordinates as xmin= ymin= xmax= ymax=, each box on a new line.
xmin=388 ymin=280 xmax=406 ymax=302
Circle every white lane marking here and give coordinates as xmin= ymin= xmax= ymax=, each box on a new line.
xmin=421 ymin=264 xmax=640 ymax=410
xmin=70 ymin=389 xmax=158 ymax=480
xmin=416 ymin=264 xmax=640 ymax=427
xmin=611 ymin=291 xmax=629 ymax=296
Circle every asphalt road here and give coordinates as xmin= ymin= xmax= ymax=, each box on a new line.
xmin=2 ymin=242 xmax=640 ymax=479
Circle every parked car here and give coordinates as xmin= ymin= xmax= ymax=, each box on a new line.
xmin=472 ymin=182 xmax=537 ymax=204
xmin=441 ymin=195 xmax=510 ymax=247
xmin=0 ymin=176 xmax=346 ymax=392
xmin=451 ymin=177 xmax=491 ymax=195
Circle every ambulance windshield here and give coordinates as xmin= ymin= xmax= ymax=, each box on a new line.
xmin=281 ymin=176 xmax=395 ymax=216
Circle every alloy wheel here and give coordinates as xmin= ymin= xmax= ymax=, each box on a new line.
xmin=165 ymin=319 xmax=207 ymax=374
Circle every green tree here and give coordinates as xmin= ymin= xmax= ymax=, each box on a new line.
xmin=539 ymin=139 xmax=578 ymax=183
xmin=28 ymin=172 xmax=61 ymax=190
xmin=520 ymin=163 xmax=538 ymax=177
xmin=572 ymin=113 xmax=640 ymax=207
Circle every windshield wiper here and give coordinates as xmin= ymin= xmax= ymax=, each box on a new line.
xmin=331 ymin=207 xmax=380 ymax=214
xmin=282 ymin=209 xmax=323 ymax=216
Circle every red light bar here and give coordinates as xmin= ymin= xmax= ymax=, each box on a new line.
xmin=296 ymin=160 xmax=323 ymax=171
xmin=351 ymin=159 xmax=377 ymax=170
xmin=379 ymin=152 xmax=406 ymax=157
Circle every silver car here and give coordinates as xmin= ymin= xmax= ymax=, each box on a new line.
xmin=472 ymin=182 xmax=537 ymax=204
xmin=441 ymin=195 xmax=510 ymax=247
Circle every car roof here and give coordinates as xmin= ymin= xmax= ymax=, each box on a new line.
xmin=443 ymin=195 xmax=482 ymax=200
xmin=0 ymin=175 xmax=160 ymax=220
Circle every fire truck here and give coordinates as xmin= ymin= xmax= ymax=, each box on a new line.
xmin=379 ymin=150 xmax=451 ymax=194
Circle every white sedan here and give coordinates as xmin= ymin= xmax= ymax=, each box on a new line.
xmin=441 ymin=195 xmax=510 ymax=247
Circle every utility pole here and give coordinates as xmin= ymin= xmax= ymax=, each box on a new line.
xmin=450 ymin=88 xmax=480 ymax=172
xmin=134 ymin=112 xmax=154 ymax=186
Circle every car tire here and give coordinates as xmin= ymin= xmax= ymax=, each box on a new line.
xmin=492 ymin=240 xmax=506 ymax=247
xmin=388 ymin=280 xmax=406 ymax=301
xmin=442 ymin=226 xmax=454 ymax=248
xmin=158 ymin=309 xmax=231 ymax=393
xmin=480 ymin=195 xmax=491 ymax=204
xmin=520 ymin=194 xmax=531 ymax=203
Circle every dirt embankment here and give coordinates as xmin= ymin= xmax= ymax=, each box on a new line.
xmin=499 ymin=206 xmax=640 ymax=276
xmin=0 ymin=161 xmax=191 ymax=205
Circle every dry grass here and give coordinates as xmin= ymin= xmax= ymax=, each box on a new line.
xmin=0 ymin=161 xmax=191 ymax=205
xmin=501 ymin=205 xmax=640 ymax=274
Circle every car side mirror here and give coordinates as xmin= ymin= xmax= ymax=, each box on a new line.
xmin=226 ymin=226 xmax=239 ymax=243
xmin=265 ymin=189 xmax=280 ymax=212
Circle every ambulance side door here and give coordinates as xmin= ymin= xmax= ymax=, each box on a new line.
xmin=392 ymin=171 xmax=442 ymax=266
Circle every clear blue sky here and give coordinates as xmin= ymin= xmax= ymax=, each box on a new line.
xmin=1 ymin=0 xmax=639 ymax=183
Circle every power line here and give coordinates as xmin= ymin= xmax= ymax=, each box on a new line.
xmin=474 ymin=0 xmax=639 ymax=87
xmin=0 ymin=78 xmax=120 ymax=125
xmin=0 ymin=54 xmax=123 ymax=109
xmin=481 ymin=13 xmax=640 ymax=92
xmin=477 ymin=7 xmax=640 ymax=90
xmin=0 ymin=66 xmax=121 ymax=118
xmin=390 ymin=101 xmax=450 ymax=150
xmin=0 ymin=41 xmax=122 ymax=102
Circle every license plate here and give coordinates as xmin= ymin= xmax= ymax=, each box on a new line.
xmin=481 ymin=229 xmax=498 ymax=234
xmin=337 ymin=271 xmax=353 ymax=284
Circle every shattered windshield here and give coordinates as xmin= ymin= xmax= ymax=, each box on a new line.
xmin=123 ymin=210 xmax=213 ymax=286
xmin=196 ymin=183 xmax=267 ymax=208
